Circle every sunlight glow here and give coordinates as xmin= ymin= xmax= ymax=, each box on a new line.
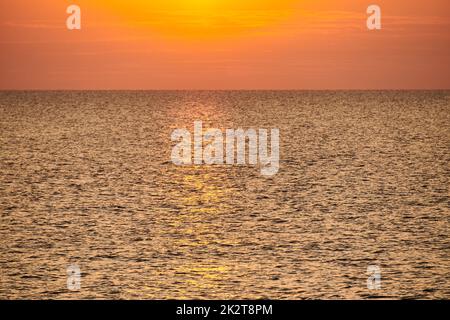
xmin=101 ymin=0 xmax=301 ymax=39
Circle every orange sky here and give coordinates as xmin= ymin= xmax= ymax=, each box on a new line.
xmin=0 ymin=0 xmax=449 ymax=89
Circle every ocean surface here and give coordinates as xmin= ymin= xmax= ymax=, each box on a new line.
xmin=0 ymin=91 xmax=449 ymax=299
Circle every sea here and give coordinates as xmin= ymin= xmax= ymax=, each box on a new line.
xmin=0 ymin=91 xmax=449 ymax=299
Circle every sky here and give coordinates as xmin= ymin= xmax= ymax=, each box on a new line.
xmin=0 ymin=0 xmax=449 ymax=90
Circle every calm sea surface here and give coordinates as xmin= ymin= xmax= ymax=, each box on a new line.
xmin=0 ymin=91 xmax=449 ymax=299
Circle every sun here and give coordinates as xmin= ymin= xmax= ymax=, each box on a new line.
xmin=100 ymin=0 xmax=301 ymax=39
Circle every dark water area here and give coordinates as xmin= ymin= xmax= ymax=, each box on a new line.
xmin=0 ymin=91 xmax=449 ymax=299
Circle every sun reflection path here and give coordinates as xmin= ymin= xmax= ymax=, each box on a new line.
xmin=165 ymin=166 xmax=239 ymax=297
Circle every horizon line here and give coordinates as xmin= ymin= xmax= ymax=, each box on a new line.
xmin=1 ymin=88 xmax=449 ymax=92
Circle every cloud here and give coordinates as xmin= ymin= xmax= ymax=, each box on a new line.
xmin=1 ymin=21 xmax=62 ymax=29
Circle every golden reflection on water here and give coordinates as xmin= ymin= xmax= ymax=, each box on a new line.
xmin=168 ymin=142 xmax=236 ymax=292
xmin=164 ymin=97 xmax=239 ymax=295
xmin=175 ymin=264 xmax=232 ymax=299
xmin=182 ymin=174 xmax=225 ymax=208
